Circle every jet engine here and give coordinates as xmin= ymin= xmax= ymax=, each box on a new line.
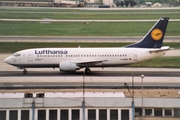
xmin=59 ymin=62 xmax=78 ymax=72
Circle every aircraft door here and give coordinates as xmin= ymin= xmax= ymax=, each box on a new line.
xmin=133 ymin=51 xmax=138 ymax=61
xmin=27 ymin=51 xmax=33 ymax=61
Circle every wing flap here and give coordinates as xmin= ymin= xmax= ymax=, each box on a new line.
xmin=76 ymin=60 xmax=108 ymax=67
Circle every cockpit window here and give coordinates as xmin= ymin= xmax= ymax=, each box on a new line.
xmin=14 ymin=53 xmax=21 ymax=57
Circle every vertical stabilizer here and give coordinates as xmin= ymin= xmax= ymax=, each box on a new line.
xmin=125 ymin=17 xmax=169 ymax=48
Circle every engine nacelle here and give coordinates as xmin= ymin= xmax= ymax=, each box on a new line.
xmin=59 ymin=62 xmax=77 ymax=72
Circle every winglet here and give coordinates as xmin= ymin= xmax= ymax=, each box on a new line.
xmin=125 ymin=17 xmax=169 ymax=48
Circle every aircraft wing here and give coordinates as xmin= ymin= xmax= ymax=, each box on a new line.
xmin=76 ymin=60 xmax=108 ymax=67
xmin=149 ymin=46 xmax=170 ymax=53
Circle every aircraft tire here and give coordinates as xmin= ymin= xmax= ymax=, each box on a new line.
xmin=85 ymin=68 xmax=91 ymax=74
xmin=23 ymin=69 xmax=27 ymax=74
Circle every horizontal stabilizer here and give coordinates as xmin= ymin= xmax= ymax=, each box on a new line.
xmin=149 ymin=46 xmax=170 ymax=53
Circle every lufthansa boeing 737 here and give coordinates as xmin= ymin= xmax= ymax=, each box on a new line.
xmin=4 ymin=17 xmax=170 ymax=74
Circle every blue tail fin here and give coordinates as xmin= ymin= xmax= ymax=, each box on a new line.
xmin=125 ymin=17 xmax=169 ymax=48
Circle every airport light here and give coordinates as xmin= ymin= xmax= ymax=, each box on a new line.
xmin=124 ymin=69 xmax=134 ymax=120
xmin=82 ymin=70 xmax=85 ymax=120
xmin=32 ymin=102 xmax=35 ymax=120
xmin=132 ymin=67 xmax=135 ymax=120
xmin=141 ymin=74 xmax=145 ymax=120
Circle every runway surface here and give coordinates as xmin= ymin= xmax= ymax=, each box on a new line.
xmin=1 ymin=69 xmax=180 ymax=77
xmin=1 ymin=49 xmax=180 ymax=89
xmin=2 ymin=54 xmax=180 ymax=98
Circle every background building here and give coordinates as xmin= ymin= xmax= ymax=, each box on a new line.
xmin=1 ymin=91 xmax=180 ymax=120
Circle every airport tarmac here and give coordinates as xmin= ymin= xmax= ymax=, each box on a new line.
xmin=1 ymin=53 xmax=180 ymax=98
xmin=1 ymin=53 xmax=180 ymax=88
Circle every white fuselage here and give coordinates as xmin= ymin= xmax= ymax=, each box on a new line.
xmin=4 ymin=47 xmax=166 ymax=69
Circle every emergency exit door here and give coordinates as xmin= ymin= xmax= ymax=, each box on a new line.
xmin=27 ymin=51 xmax=33 ymax=61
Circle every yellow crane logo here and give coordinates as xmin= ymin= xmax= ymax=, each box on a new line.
xmin=151 ymin=29 xmax=163 ymax=41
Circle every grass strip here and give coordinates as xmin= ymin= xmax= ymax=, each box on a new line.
xmin=1 ymin=8 xmax=180 ymax=19
xmin=0 ymin=21 xmax=179 ymax=36
xmin=1 ymin=8 xmax=180 ymax=13
xmin=0 ymin=42 xmax=129 ymax=53
xmin=129 ymin=56 xmax=180 ymax=68
xmin=1 ymin=12 xmax=180 ymax=20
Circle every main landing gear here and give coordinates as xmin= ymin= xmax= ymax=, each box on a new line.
xmin=23 ymin=68 xmax=27 ymax=74
xmin=85 ymin=67 xmax=91 ymax=74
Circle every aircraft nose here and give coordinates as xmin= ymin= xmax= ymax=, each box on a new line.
xmin=4 ymin=56 xmax=12 ymax=64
